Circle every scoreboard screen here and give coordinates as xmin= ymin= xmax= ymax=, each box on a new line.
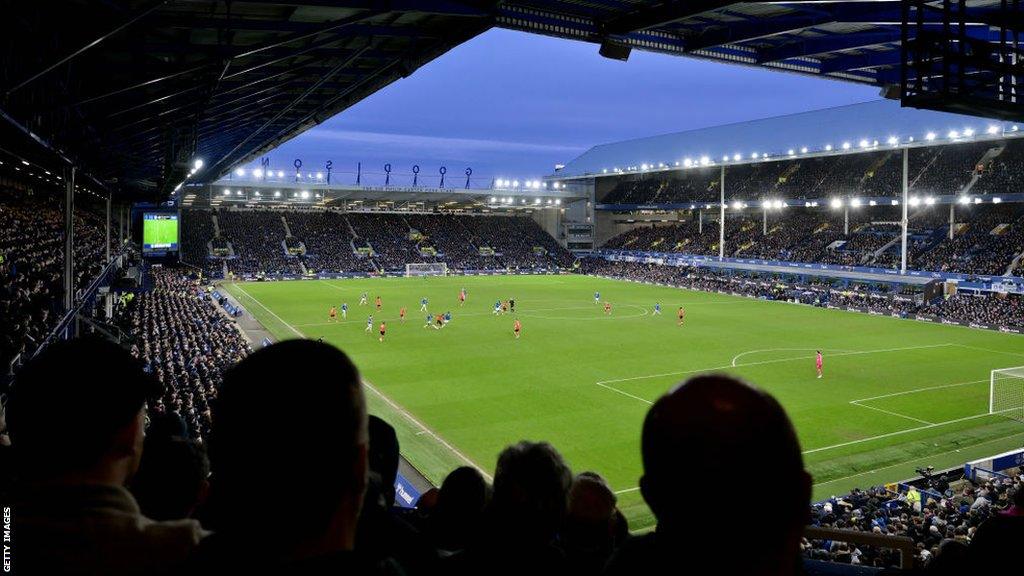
xmin=142 ymin=212 xmax=179 ymax=254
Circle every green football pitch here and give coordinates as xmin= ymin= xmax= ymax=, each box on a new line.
xmin=223 ymin=274 xmax=1024 ymax=530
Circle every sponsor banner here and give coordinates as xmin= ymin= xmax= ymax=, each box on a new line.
xmin=595 ymin=249 xmax=1024 ymax=285
xmin=394 ymin=473 xmax=422 ymax=509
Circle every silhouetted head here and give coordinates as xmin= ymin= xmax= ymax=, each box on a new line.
xmin=491 ymin=440 xmax=572 ymax=544
xmin=209 ymin=340 xmax=367 ymax=545
xmin=7 ymin=337 xmax=159 ymax=484
xmin=640 ymin=374 xmax=810 ymax=569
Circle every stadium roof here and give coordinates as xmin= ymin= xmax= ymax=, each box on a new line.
xmin=553 ymin=100 xmax=1018 ymax=179
xmin=2 ymin=1 xmax=1018 ymax=199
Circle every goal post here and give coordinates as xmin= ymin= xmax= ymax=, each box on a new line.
xmin=990 ymin=366 xmax=1024 ymax=422
xmin=405 ymin=262 xmax=448 ymax=277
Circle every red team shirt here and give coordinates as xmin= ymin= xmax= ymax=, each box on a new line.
xmin=513 ymin=319 xmax=521 ymax=332
xmin=816 ymin=352 xmax=823 ymax=369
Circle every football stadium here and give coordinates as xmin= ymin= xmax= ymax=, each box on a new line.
xmin=2 ymin=2 xmax=1023 ymax=574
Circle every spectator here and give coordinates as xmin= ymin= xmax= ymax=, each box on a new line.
xmin=447 ymin=441 xmax=573 ymax=575
xmin=966 ymin=482 xmax=1024 ymax=570
xmin=5 ymin=337 xmax=204 ymax=576
xmin=606 ymin=374 xmax=810 ymax=575
xmin=429 ymin=466 xmax=492 ymax=554
xmin=194 ymin=339 xmax=374 ymax=573
xmin=356 ymin=415 xmax=439 ymax=574
xmin=562 ymin=471 xmax=624 ymax=576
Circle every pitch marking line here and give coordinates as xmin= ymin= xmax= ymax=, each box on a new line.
xmin=230 ymin=282 xmax=493 ymax=481
xmin=847 ymin=401 xmax=934 ymax=426
xmin=613 ymin=429 xmax=1024 ymax=495
xmin=731 ymin=347 xmax=856 ymax=367
xmin=597 ymin=343 xmax=955 ymax=387
xmin=952 ymin=343 xmax=1024 ymax=359
xmin=850 ymin=378 xmax=988 ymax=403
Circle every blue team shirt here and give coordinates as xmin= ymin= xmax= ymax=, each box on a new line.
xmin=342 ymin=304 xmax=347 ymax=310
xmin=421 ymin=298 xmax=428 ymax=304
xmin=444 ymin=313 xmax=451 ymax=321
xmin=655 ymin=304 xmax=661 ymax=310
xmin=595 ymin=292 xmax=600 ymax=298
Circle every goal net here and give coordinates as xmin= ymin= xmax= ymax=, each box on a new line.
xmin=405 ymin=262 xmax=448 ymax=277
xmin=990 ymin=366 xmax=1024 ymax=422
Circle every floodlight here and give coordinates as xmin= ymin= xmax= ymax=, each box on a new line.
xmin=490 ymin=197 xmax=497 ymax=202
xmin=850 ymin=198 xmax=861 ymax=207
xmin=223 ymin=189 xmax=230 ymax=196
xmin=732 ymin=200 xmax=743 ymax=210
xmin=948 ymin=130 xmax=959 ymax=139
xmin=925 ymin=196 xmax=936 ymax=205
xmin=316 ymin=172 xmax=323 ymax=180
xmin=958 ymin=196 xmax=970 ymax=205
xmin=800 ymin=147 xmax=808 ymax=154
xmin=830 ymin=198 xmax=843 ymax=209
xmin=301 ymin=190 xmax=310 ymax=199
xmin=555 ymin=199 xmax=561 ymax=205
xmin=733 ymin=154 xmax=741 ymax=161
xmin=684 ymin=158 xmax=693 ymax=167
xmin=235 ymin=190 xmax=243 ymax=196
xmin=235 ymin=168 xmax=245 ymax=177
xmin=987 ymin=125 xmax=1000 ymax=135
xmin=700 ymin=156 xmax=710 ymax=166
xmin=788 ymin=149 xmax=795 ymax=156
xmin=859 ymin=139 xmax=869 ymax=148
xmin=722 ymin=155 xmax=729 ymax=162
xmin=993 ymin=197 xmax=1002 ymax=204
xmin=963 ymin=127 xmax=974 ymax=137
xmin=842 ymin=142 xmax=851 ymax=150
xmin=925 ymin=132 xmax=937 ymax=141
xmin=512 ymin=180 xmax=519 ymax=187
xmin=193 ymin=159 xmax=204 ymax=170
xmin=254 ymin=191 xmax=261 ymax=197
xmin=973 ymin=197 xmax=981 ymax=204
xmin=761 ymin=153 xmax=768 ymax=159
xmin=825 ymin=144 xmax=833 ymax=151
xmin=253 ymin=169 xmax=263 ymax=178
xmin=909 ymin=197 xmax=921 ymax=206
xmin=887 ymin=136 xmax=899 ymax=146
xmin=274 ymin=190 xmax=281 ymax=197
xmin=751 ymin=152 xmax=758 ymax=159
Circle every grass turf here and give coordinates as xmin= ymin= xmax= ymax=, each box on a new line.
xmin=223 ymin=274 xmax=1024 ymax=531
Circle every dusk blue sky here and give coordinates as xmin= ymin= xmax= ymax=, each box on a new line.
xmin=245 ymin=28 xmax=880 ymax=187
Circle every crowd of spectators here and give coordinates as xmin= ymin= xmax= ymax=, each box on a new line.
xmin=600 ymin=140 xmax=1003 ymax=208
xmin=185 ymin=209 xmax=573 ymax=276
xmin=579 ymin=257 xmax=1024 ymax=328
xmin=115 ymin=268 xmax=252 ymax=441
xmin=4 ymin=334 xmax=1018 ymax=575
xmin=285 ymin=210 xmax=375 ymax=274
xmin=807 ymin=477 xmax=1023 ymax=569
xmin=216 ymin=209 xmax=304 ymax=276
xmin=602 ymin=202 xmax=1024 ymax=276
xmin=920 ymin=292 xmax=1024 ymax=328
xmin=1 ymin=187 xmax=107 ymax=371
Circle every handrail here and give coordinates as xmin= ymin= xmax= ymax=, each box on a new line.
xmin=30 ymin=249 xmax=127 ymax=362
xmin=804 ymin=526 xmax=916 ymax=570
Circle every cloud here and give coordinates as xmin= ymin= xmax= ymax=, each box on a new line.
xmin=304 ymin=128 xmax=586 ymax=156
